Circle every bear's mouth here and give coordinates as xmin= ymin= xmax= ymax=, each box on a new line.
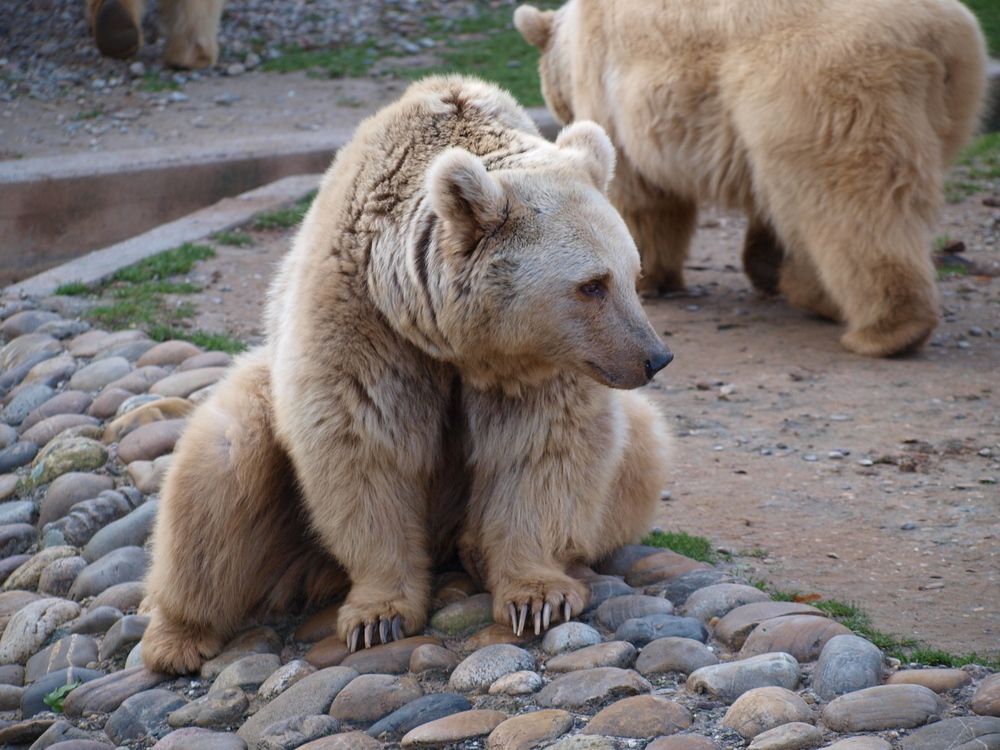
xmin=584 ymin=360 xmax=616 ymax=387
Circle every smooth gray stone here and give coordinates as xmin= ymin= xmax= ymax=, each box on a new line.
xmin=37 ymin=473 xmax=115 ymax=528
xmin=236 ymin=667 xmax=358 ymax=749
xmin=645 ymin=568 xmax=744 ymax=606
xmin=0 ymin=683 xmax=22 ymax=710
xmin=0 ymin=441 xmax=38 ymax=472
xmin=25 ymin=635 xmax=99 ymax=683
xmin=157 ymin=728 xmax=248 ymax=749
xmin=34 ymin=319 xmax=91 ymax=340
xmin=0 ymin=351 xmax=59 ymax=396
xmin=66 ymin=358 xmax=131 ymax=393
xmin=208 ymin=653 xmax=281 ymax=694
xmin=448 ymin=644 xmax=537 ymax=694
xmin=20 ymin=391 xmax=92 ymax=432
xmin=0 ymin=554 xmax=32 ymax=585
xmin=20 ymin=667 xmax=104 ymax=718
xmin=822 ymin=684 xmax=945 ymax=732
xmin=92 ymin=340 xmax=156 ymax=363
xmin=3 ymin=385 xmax=56 ymax=426
xmin=615 ymin=614 xmax=709 ymax=646
xmin=0 ymin=500 xmax=37 ymax=526
xmin=595 ymin=545 xmax=665 ymax=576
xmin=680 ymin=584 xmax=772 ymax=622
xmin=635 ymin=637 xmax=720 ymax=676
xmin=0 ymin=424 xmax=17 ymax=449
xmin=594 ymin=595 xmax=674 ymax=631
xmin=687 ymin=652 xmax=801 ymax=703
xmin=25 ymin=719 xmax=92 ymax=749
xmin=367 ymin=692 xmax=471 ymax=739
xmin=69 ymin=606 xmax=123 ymax=636
xmin=258 ymin=715 xmax=339 ymax=750
xmin=167 ymin=687 xmax=249 ymax=729
xmin=0 ymin=312 xmax=63 ymax=338
xmin=68 ymin=546 xmax=148 ymax=601
xmin=45 ymin=490 xmax=136 ymax=549
xmin=541 ymin=622 xmax=604 ymax=656
xmin=582 ymin=576 xmax=637 ymax=616
xmin=82 ymin=500 xmax=158 ymax=563
xmin=38 ymin=556 xmax=88 ymax=598
xmin=99 ymin=615 xmax=149 ymax=660
xmin=105 ymin=688 xmax=187 ymax=744
xmin=901 ymin=716 xmax=1000 ymax=750
xmin=813 ymin=634 xmax=885 ymax=700
xmin=0 ymin=664 xmax=25 ymax=686
xmin=0 ymin=523 xmax=37 ymax=557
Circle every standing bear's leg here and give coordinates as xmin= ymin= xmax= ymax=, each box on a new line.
xmin=142 ymin=350 xmax=349 ymax=674
xmin=162 ymin=0 xmax=226 ymax=69
xmin=608 ymin=152 xmax=698 ymax=296
xmin=88 ymin=0 xmax=144 ymax=59
xmin=461 ymin=379 xmax=670 ymax=634
xmin=742 ymin=215 xmax=786 ymax=297
xmin=270 ymin=339 xmax=455 ymax=650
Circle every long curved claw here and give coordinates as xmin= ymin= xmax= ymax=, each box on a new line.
xmin=533 ymin=609 xmax=542 ymax=635
xmin=348 ymin=626 xmax=361 ymax=653
xmin=392 ymin=614 xmax=404 ymax=641
xmin=364 ymin=622 xmax=376 ymax=649
xmin=563 ymin=601 xmax=571 ymax=623
xmin=542 ymin=602 xmax=551 ymax=630
xmin=508 ymin=603 xmax=518 ymax=632
xmin=518 ymin=604 xmax=529 ymax=637
xmin=379 ymin=618 xmax=391 ymax=645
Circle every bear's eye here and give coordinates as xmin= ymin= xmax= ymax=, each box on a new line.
xmin=580 ymin=280 xmax=605 ymax=296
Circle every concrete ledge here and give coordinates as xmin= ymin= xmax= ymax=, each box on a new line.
xmin=3 ymin=173 xmax=321 ymax=299
xmin=0 ymin=108 xmax=560 ymax=288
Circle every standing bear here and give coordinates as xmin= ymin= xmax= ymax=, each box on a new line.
xmin=515 ymin=0 xmax=987 ymax=356
xmin=141 ymin=75 xmax=674 ymax=674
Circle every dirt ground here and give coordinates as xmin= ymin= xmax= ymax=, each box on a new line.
xmin=7 ymin=70 xmax=999 ymax=659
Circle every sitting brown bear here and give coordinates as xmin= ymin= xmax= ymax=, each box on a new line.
xmin=140 ymin=76 xmax=674 ymax=674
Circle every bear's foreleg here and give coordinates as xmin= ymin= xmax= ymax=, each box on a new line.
xmin=462 ymin=382 xmax=669 ymax=635
xmin=88 ymin=0 xmax=144 ymax=59
xmin=609 ymin=152 xmax=698 ymax=296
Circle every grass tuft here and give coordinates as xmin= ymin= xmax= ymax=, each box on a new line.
xmin=55 ymin=281 xmax=90 ymax=296
xmin=212 ymin=231 xmax=254 ymax=247
xmin=254 ymin=191 xmax=317 ymax=230
xmin=641 ymin=530 xmax=716 ymax=563
xmin=111 ymin=243 xmax=215 ymax=284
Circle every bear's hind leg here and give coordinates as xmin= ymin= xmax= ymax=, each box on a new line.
xmin=88 ymin=0 xmax=143 ymax=59
xmin=609 ymin=153 xmax=698 ymax=296
xmin=142 ymin=350 xmax=342 ymax=674
xmin=742 ymin=215 xmax=786 ymax=297
xmin=161 ymin=0 xmax=224 ymax=68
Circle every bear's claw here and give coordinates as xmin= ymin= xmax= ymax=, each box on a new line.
xmin=508 ymin=598 xmax=573 ymax=636
xmin=348 ymin=614 xmax=406 ymax=652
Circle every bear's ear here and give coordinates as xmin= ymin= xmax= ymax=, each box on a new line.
xmin=514 ymin=5 xmax=555 ymax=50
xmin=556 ymin=120 xmax=616 ymax=192
xmin=427 ymin=148 xmax=507 ymax=255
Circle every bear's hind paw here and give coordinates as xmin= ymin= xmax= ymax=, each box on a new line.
xmin=345 ymin=614 xmax=406 ymax=652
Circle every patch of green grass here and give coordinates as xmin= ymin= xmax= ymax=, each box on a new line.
xmin=962 ymin=0 xmax=1000 ymax=57
xmin=947 ymin=133 xmax=1000 ymax=202
xmin=255 ymin=191 xmax=317 ymax=230
xmin=937 ymin=263 xmax=971 ymax=280
xmin=146 ymin=326 xmax=247 ymax=354
xmin=111 ymin=243 xmax=215 ymax=284
xmin=137 ymin=71 xmax=179 ymax=93
xmin=260 ymin=44 xmax=378 ymax=79
xmin=212 ymin=230 xmax=254 ymax=247
xmin=72 ymin=109 xmax=102 ymax=121
xmin=641 ymin=530 xmax=716 ymax=563
xmin=55 ymin=280 xmax=90 ymax=296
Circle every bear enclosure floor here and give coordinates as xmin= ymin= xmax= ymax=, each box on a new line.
xmin=4 ymin=61 xmax=998 ymax=659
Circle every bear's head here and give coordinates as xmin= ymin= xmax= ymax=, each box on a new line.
xmin=514 ymin=3 xmax=575 ymax=125
xmin=424 ymin=121 xmax=672 ymax=391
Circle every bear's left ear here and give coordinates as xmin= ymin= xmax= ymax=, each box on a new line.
xmin=556 ymin=120 xmax=616 ymax=193
xmin=514 ymin=5 xmax=555 ymax=50
xmin=427 ymin=148 xmax=507 ymax=255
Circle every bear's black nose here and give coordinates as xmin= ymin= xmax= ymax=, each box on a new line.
xmin=644 ymin=348 xmax=674 ymax=381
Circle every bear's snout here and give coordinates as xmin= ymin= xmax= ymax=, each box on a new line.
xmin=644 ymin=347 xmax=673 ymax=381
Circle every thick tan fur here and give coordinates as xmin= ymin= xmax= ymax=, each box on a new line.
xmin=87 ymin=0 xmax=224 ymax=68
xmin=142 ymin=76 xmax=672 ymax=674
xmin=515 ymin=0 xmax=988 ymax=356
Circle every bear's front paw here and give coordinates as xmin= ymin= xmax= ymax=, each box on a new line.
xmin=141 ymin=613 xmax=225 ymax=675
xmin=337 ymin=596 xmax=427 ymax=652
xmin=493 ymin=574 xmax=589 ymax=637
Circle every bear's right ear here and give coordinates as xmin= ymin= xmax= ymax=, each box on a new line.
xmin=514 ymin=5 xmax=555 ymax=50
xmin=427 ymin=148 xmax=507 ymax=255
